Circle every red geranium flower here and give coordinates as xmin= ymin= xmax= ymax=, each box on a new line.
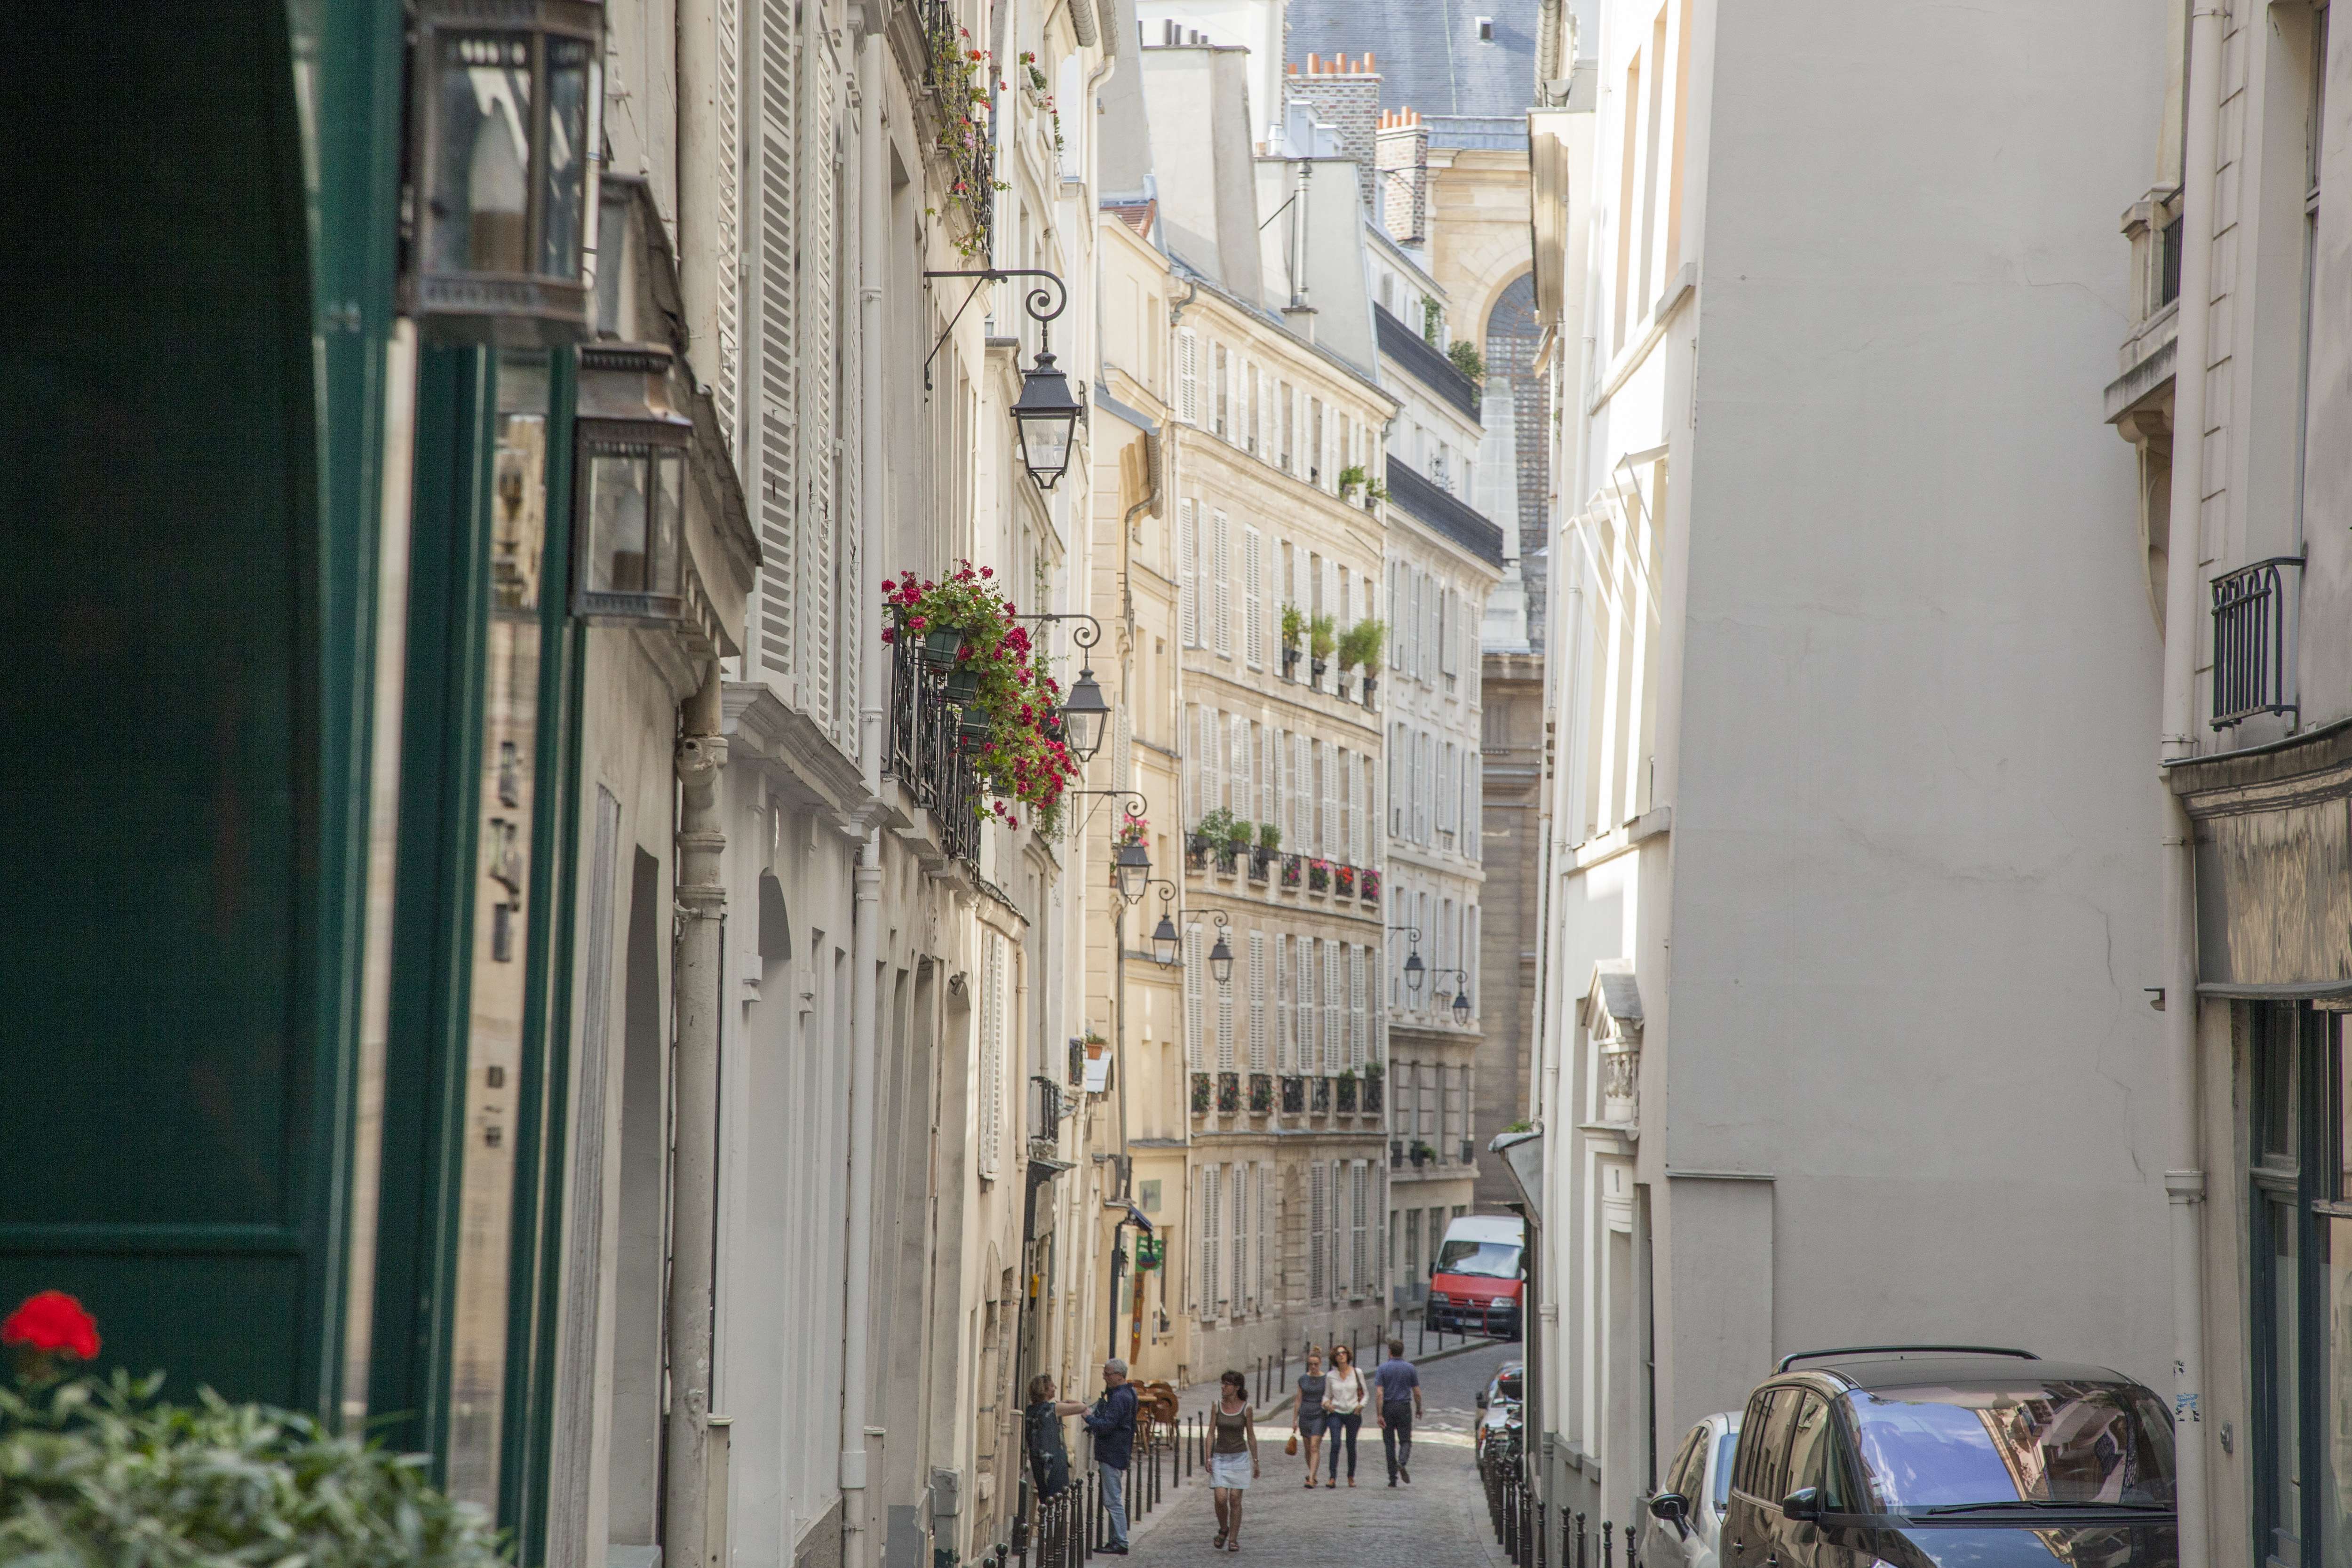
xmin=3 ymin=1290 xmax=100 ymax=1360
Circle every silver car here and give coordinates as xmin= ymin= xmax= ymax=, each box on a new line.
xmin=1637 ymin=1411 xmax=1740 ymax=1568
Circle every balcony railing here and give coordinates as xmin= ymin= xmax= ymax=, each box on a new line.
xmin=1028 ymin=1075 xmax=1062 ymax=1151
xmin=885 ymin=630 xmax=982 ymax=863
xmin=2211 ymin=557 xmax=2301 ymax=730
xmin=1280 ymin=1075 xmax=1305 ymax=1114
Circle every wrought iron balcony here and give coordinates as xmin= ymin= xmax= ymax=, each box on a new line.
xmin=1280 ymin=1075 xmax=1305 ymax=1114
xmin=2211 ymin=557 xmax=2301 ymax=730
xmin=1028 ymin=1074 xmax=1062 ymax=1149
xmin=1216 ymin=1071 xmax=1241 ymax=1114
xmin=1248 ymin=1071 xmax=1273 ymax=1113
xmin=885 ymin=630 xmax=982 ymax=863
xmin=1363 ymin=1075 xmax=1384 ymax=1114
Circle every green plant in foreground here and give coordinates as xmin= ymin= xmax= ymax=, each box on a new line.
xmin=1340 ymin=619 xmax=1386 ymax=672
xmin=0 ymin=1373 xmax=508 ymax=1568
xmin=1308 ymin=614 xmax=1338 ymax=661
xmin=1257 ymin=822 xmax=1281 ymax=850
xmin=1279 ymin=603 xmax=1306 ymax=649
xmin=1447 ymin=339 xmax=1487 ymax=385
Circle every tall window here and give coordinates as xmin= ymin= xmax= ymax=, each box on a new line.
xmin=1248 ymin=932 xmax=1268 ymax=1070
xmin=1177 ymin=327 xmax=1200 ymax=422
xmin=1214 ymin=342 xmax=1231 ymax=438
xmin=1243 ymin=527 xmax=1264 ymax=668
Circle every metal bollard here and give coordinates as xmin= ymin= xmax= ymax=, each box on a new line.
xmin=1601 ymin=1520 xmax=1613 ymax=1568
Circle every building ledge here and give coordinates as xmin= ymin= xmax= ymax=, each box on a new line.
xmin=2104 ymin=308 xmax=2177 ymax=426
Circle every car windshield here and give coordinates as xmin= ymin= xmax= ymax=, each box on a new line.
xmin=1843 ymin=1382 xmax=2174 ymax=1512
xmin=1435 ymin=1239 xmax=1521 ymax=1279
xmin=1496 ymin=1371 xmax=1523 ymax=1401
xmin=1713 ymin=1431 xmax=1737 ymax=1509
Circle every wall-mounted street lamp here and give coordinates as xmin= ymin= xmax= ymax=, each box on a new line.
xmin=1206 ymin=914 xmax=1235 ymax=987
xmin=1152 ymin=910 xmax=1181 ymax=969
xmin=572 ymin=344 xmax=693 ymax=623
xmin=1431 ymin=968 xmax=1473 ymax=1023
xmin=923 ymin=269 xmax=1083 ymax=488
xmin=1014 ymin=613 xmax=1111 ymax=764
xmin=1388 ymin=923 xmax=1425 ymax=995
xmin=406 ymin=0 xmax=601 ymax=342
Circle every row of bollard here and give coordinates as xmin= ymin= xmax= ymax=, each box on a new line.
xmin=1479 ymin=1458 xmax=1641 ymax=1568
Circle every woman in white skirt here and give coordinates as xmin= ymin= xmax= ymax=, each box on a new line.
xmin=1208 ymin=1369 xmax=1260 ymax=1552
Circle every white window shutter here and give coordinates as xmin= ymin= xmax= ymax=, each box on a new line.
xmin=1260 ymin=729 xmax=1275 ymax=836
xmin=1351 ymin=1162 xmax=1369 ymax=1296
xmin=1178 ymin=328 xmax=1200 ymax=423
xmin=1325 ymin=943 xmax=1342 ymax=1074
xmin=1231 ymin=720 xmax=1251 ymax=824
xmin=1217 ymin=963 xmax=1236 ymax=1070
xmin=1467 ymin=753 xmax=1480 ymax=855
xmin=1248 ymin=931 xmax=1268 ymax=1070
xmin=1183 ymin=704 xmax=1200 ymax=824
xmin=1243 ymin=527 xmax=1263 ymax=669
xmin=1390 ymin=726 xmax=1405 ymax=837
xmin=1201 ymin=708 xmax=1223 ymax=818
xmin=1257 ymin=1163 xmax=1271 ymax=1309
xmin=1322 ymin=745 xmax=1338 ymax=860
xmin=1233 ymin=1165 xmax=1250 ymax=1315
xmin=1185 ymin=926 xmax=1205 ymax=1067
xmin=1308 ymin=1162 xmax=1328 ymax=1302
xmin=1349 ymin=945 xmax=1365 ymax=1067
xmin=1178 ymin=498 xmax=1198 ymax=648
xmin=1211 ymin=510 xmax=1232 ymax=657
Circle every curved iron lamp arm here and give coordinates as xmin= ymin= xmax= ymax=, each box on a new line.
xmin=921 ymin=267 xmax=1069 ymax=388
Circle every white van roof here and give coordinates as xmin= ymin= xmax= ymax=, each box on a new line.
xmin=1442 ymin=1213 xmax=1524 ymax=1244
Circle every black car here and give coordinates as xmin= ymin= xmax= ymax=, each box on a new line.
xmin=1700 ymin=1345 xmax=2175 ymax=1568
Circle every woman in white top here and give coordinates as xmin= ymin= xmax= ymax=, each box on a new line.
xmin=1321 ymin=1344 xmax=1367 ymax=1486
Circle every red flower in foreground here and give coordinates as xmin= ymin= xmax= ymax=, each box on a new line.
xmin=3 ymin=1290 xmax=100 ymax=1360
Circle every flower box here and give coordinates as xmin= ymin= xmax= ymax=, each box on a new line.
xmin=1306 ymin=859 xmax=1332 ymax=893
xmin=1248 ymin=1072 xmax=1273 ymax=1113
xmin=1334 ymin=864 xmax=1358 ymax=899
xmin=1216 ymin=1071 xmax=1241 ymax=1114
xmin=1360 ymin=868 xmax=1382 ymax=905
xmin=1336 ymin=1075 xmax=1359 ymax=1113
xmin=1280 ymin=853 xmax=1303 ymax=890
xmin=1192 ymin=1072 xmax=1212 ymax=1116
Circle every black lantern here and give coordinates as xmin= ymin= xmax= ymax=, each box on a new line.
xmin=1453 ymin=989 xmax=1473 ymax=1023
xmin=1060 ymin=664 xmax=1111 ymax=762
xmin=1013 ymin=350 xmax=1083 ymax=488
xmin=572 ymin=345 xmax=692 ymax=622
xmin=1113 ymin=841 xmax=1152 ymax=902
xmin=1404 ymin=949 xmax=1425 ymax=994
xmin=408 ymin=0 xmax=601 ymax=343
xmin=1208 ymin=929 xmax=1234 ymax=987
xmin=1152 ymin=915 xmax=1181 ymax=968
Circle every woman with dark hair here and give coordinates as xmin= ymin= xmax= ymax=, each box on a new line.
xmin=1025 ymin=1373 xmax=1088 ymax=1503
xmin=1209 ymin=1368 xmax=1259 ymax=1551
xmin=1291 ymin=1348 xmax=1328 ymax=1485
xmin=1322 ymin=1344 xmax=1367 ymax=1486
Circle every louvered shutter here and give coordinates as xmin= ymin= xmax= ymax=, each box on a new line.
xmin=1321 ymin=743 xmax=1338 ymax=859
xmin=1210 ymin=1165 xmax=1225 ymax=1310
xmin=1260 ymin=731 xmax=1274 ymax=838
xmin=1243 ymin=527 xmax=1263 ymax=668
xmin=1210 ymin=511 xmax=1232 ymax=657
xmin=1185 ymin=927 xmax=1204 ymax=1067
xmin=1349 ymin=946 xmax=1365 ymax=1067
xmin=753 ymin=0 xmax=798 ymax=682
xmin=1388 ymin=563 xmax=1403 ymax=668
xmin=1178 ymin=329 xmax=1200 ymax=423
xmin=800 ymin=26 xmax=841 ymax=724
xmin=1233 ymin=1165 xmax=1250 ymax=1314
xmin=1302 ymin=939 xmax=1319 ymax=1071
xmin=1178 ymin=498 xmax=1198 ymax=647
xmin=1248 ymin=931 xmax=1267 ymax=1070
xmin=1258 ymin=1164 xmax=1272 ymax=1308
xmin=979 ymin=933 xmax=1005 ymax=1179
xmin=1216 ymin=959 xmax=1235 ymax=1070
xmin=1340 ymin=749 xmax=1356 ymax=861
xmin=1201 ymin=708 xmax=1222 ymax=818
xmin=1308 ymin=1162 xmax=1327 ymax=1302
xmin=1231 ymin=719 xmax=1251 ymax=824
xmin=1324 ymin=943 xmax=1342 ymax=1074
xmin=1183 ymin=705 xmax=1200 ymax=823
xmin=1466 ymin=753 xmax=1479 ymax=855
xmin=712 ymin=0 xmax=741 ymax=447
xmin=832 ymin=103 xmax=861 ymax=754
xmin=1113 ymin=708 xmax=1132 ymax=795
xmin=1350 ymin=1163 xmax=1369 ymax=1296
xmin=1276 ymin=935 xmax=1294 ymax=1072
xmin=1390 ymin=726 xmax=1405 ymax=836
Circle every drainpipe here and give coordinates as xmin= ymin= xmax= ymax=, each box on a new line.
xmin=840 ymin=16 xmax=889 ymax=1568
xmin=667 ymin=662 xmax=728 ymax=1568
xmin=2158 ymin=1 xmax=2220 ymax=1565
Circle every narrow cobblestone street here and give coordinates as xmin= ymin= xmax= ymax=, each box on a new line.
xmin=1123 ymin=1343 xmax=1518 ymax=1568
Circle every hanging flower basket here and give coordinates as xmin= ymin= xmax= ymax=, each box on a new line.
xmin=921 ymin=626 xmax=966 ymax=671
xmin=943 ymin=666 xmax=982 ymax=705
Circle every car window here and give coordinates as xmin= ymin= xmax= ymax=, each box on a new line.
xmin=1785 ymin=1395 xmax=1850 ymax=1510
xmin=1713 ymin=1429 xmax=1739 ymax=1509
xmin=1748 ymin=1388 xmax=1804 ymax=1502
xmin=1843 ymin=1381 xmax=2175 ymax=1511
xmin=1669 ymin=1429 xmax=1705 ymax=1500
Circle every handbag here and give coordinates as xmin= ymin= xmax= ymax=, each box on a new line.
xmin=1285 ymin=1432 xmax=1299 ymax=1456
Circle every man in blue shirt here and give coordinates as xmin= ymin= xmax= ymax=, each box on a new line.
xmin=1082 ymin=1357 xmax=1139 ymax=1552
xmin=1372 ymin=1339 xmax=1422 ymax=1486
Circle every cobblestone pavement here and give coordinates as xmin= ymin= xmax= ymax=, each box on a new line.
xmin=1120 ymin=1340 xmax=1520 ymax=1568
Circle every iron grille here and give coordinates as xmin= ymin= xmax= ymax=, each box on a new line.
xmin=2211 ymin=557 xmax=2301 ymax=729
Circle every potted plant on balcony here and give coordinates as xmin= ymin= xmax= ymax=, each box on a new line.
xmin=883 ymin=564 xmax=1078 ymax=835
xmin=1279 ymin=852 xmax=1302 ymax=890
xmin=1192 ymin=1072 xmax=1212 ymax=1116
xmin=1337 ymin=462 xmax=1367 ymax=501
xmin=1334 ymin=863 xmax=1357 ymax=899
xmin=1199 ymin=807 xmax=1240 ymax=873
xmin=1306 ymin=857 xmax=1332 ymax=893
xmin=1248 ymin=1072 xmax=1273 ymax=1113
xmin=1361 ymin=475 xmax=1388 ymax=509
xmin=1360 ymin=866 xmax=1382 ymax=905
xmin=1224 ymin=817 xmax=1252 ymax=869
xmin=1410 ymin=1139 xmax=1435 ymax=1167
xmin=1336 ymin=1067 xmax=1359 ymax=1113
xmin=1280 ymin=603 xmax=1305 ymax=680
xmin=1216 ymin=1071 xmax=1241 ymax=1114
xmin=1363 ymin=1059 xmax=1384 ymax=1113
xmin=1309 ymin=613 xmax=1336 ymax=686
xmin=1341 ymin=620 xmax=1386 ymax=705
xmin=1253 ymin=822 xmax=1280 ymax=878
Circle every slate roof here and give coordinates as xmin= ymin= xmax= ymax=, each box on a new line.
xmin=1286 ymin=0 xmax=1541 ymax=121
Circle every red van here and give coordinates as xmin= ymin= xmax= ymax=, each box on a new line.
xmin=1426 ymin=1213 xmax=1525 ymax=1339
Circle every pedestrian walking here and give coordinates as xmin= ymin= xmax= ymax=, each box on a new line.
xmin=1025 ymin=1374 xmax=1089 ymax=1502
xmin=1321 ymin=1344 xmax=1366 ymax=1487
xmin=1372 ymin=1339 xmax=1422 ymax=1486
xmin=1290 ymin=1348 xmax=1328 ymax=1486
xmin=1208 ymin=1369 xmax=1261 ymax=1552
xmin=1081 ymin=1357 xmax=1139 ymax=1552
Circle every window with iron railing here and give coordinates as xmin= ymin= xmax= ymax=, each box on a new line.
xmin=2211 ymin=557 xmax=2303 ymax=730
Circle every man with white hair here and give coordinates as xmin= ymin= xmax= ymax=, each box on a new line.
xmin=1081 ymin=1358 xmax=1139 ymax=1553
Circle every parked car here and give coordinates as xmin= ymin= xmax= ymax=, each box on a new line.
xmin=1638 ymin=1410 xmax=1740 ymax=1568
xmin=1711 ymin=1346 xmax=2176 ymax=1568
xmin=1426 ymin=1212 xmax=1525 ymax=1338
xmin=1475 ymin=1361 xmax=1525 ymax=1463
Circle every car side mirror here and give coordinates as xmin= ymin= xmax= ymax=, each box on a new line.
xmin=1647 ymin=1492 xmax=1687 ymax=1522
xmin=1779 ymin=1487 xmax=1823 ymax=1523
xmin=1477 ymin=1392 xmax=1488 ymax=1408
xmin=1426 ymin=1260 xmax=1436 ymax=1277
